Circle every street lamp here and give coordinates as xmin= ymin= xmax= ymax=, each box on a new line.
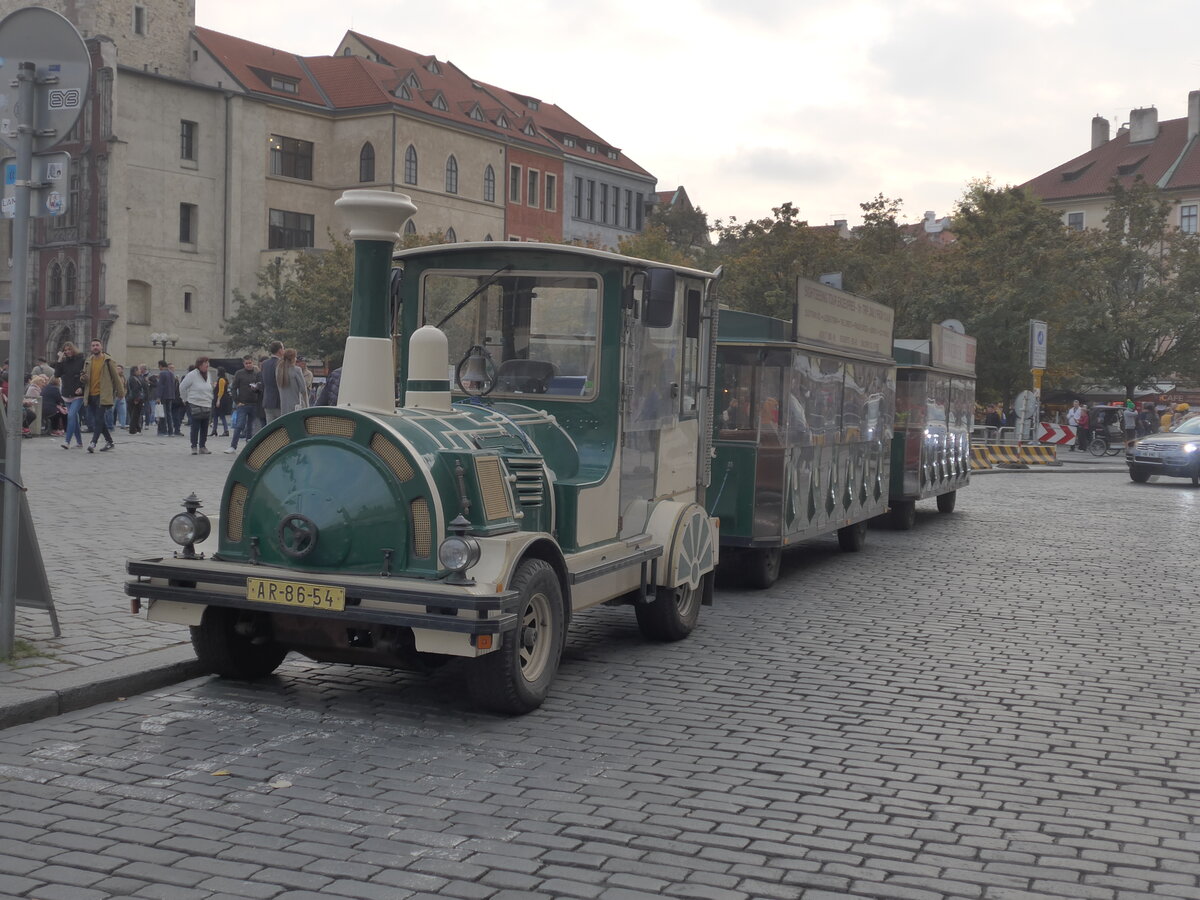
xmin=149 ymin=332 xmax=179 ymax=363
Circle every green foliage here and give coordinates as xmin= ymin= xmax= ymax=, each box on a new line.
xmin=617 ymin=222 xmax=695 ymax=267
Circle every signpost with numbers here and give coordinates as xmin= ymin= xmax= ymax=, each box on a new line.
xmin=0 ymin=7 xmax=90 ymax=656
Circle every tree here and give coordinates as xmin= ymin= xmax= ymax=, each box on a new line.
xmin=617 ymin=221 xmax=695 ymax=267
xmin=711 ymin=203 xmax=844 ymax=319
xmin=1066 ymin=178 xmax=1200 ymax=397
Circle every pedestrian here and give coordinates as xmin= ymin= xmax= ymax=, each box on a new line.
xmin=984 ymin=404 xmax=1002 ymax=429
xmin=52 ymin=341 xmax=86 ymax=449
xmin=1077 ymin=403 xmax=1090 ymax=452
xmin=126 ymin=364 xmax=147 ymax=435
xmin=225 ymin=356 xmax=261 ymax=453
xmin=109 ymin=364 xmax=128 ymax=431
xmin=41 ymin=376 xmax=65 ymax=435
xmin=1066 ymin=400 xmax=1082 ymax=451
xmin=155 ymin=360 xmax=181 ymax=435
xmin=1138 ymin=402 xmax=1157 ymax=437
xmin=30 ymin=357 xmax=55 ymax=380
xmin=168 ymin=363 xmax=187 ymax=436
xmin=178 ymin=356 xmax=216 ymax=454
xmin=276 ymin=348 xmax=309 ymax=414
xmin=80 ymin=338 xmax=124 ymax=453
xmin=315 ymin=367 xmax=342 ymax=406
xmin=21 ymin=374 xmax=47 ymax=435
xmin=297 ymin=355 xmax=314 ymax=394
xmin=210 ymin=367 xmax=232 ymax=437
xmin=1161 ymin=405 xmax=1175 ymax=432
xmin=261 ymin=340 xmax=284 ymax=422
xmin=1122 ymin=400 xmax=1138 ymax=446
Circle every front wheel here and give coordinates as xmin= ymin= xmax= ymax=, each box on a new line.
xmin=887 ymin=500 xmax=916 ymax=530
xmin=936 ymin=490 xmax=957 ymax=514
xmin=190 ymin=607 xmax=288 ymax=679
xmin=1088 ymin=437 xmax=1108 ymax=457
xmin=636 ymin=571 xmax=708 ymax=641
xmin=837 ymin=520 xmax=868 ymax=552
xmin=467 ymin=559 xmax=565 ymax=715
xmin=743 ymin=548 xmax=782 ymax=589
xmin=1129 ymin=466 xmax=1151 ymax=484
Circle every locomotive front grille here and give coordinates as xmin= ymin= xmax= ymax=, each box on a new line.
xmin=227 ymin=482 xmax=248 ymax=542
xmin=410 ymin=497 xmax=432 ymax=558
xmin=306 ymin=415 xmax=356 ymax=438
xmin=247 ymin=428 xmax=290 ymax=470
xmin=475 ymin=455 xmax=512 ymax=520
xmin=504 ymin=456 xmax=545 ymax=507
xmin=371 ymin=434 xmax=415 ymax=482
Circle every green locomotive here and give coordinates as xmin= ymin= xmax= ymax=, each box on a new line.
xmin=127 ymin=191 xmax=720 ymax=714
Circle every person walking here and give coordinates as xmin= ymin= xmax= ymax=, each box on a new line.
xmin=261 ymin=340 xmax=284 ymax=422
xmin=225 ymin=356 xmax=261 ymax=453
xmin=179 ymin=356 xmax=216 ymax=454
xmin=126 ymin=365 xmax=147 ymax=435
xmin=1077 ymin=404 xmax=1090 ymax=452
xmin=155 ymin=360 xmax=181 ymax=435
xmin=80 ymin=339 xmax=124 ymax=453
xmin=1122 ymin=400 xmax=1138 ymax=446
xmin=315 ymin=367 xmax=342 ymax=406
xmin=53 ymin=341 xmax=86 ymax=449
xmin=1066 ymin=400 xmax=1082 ymax=452
xmin=210 ymin=367 xmax=232 ymax=437
xmin=276 ymin=348 xmax=309 ymax=415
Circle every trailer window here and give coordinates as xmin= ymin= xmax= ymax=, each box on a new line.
xmin=423 ymin=271 xmax=600 ymax=399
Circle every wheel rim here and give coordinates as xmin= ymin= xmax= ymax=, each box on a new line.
xmin=674 ymin=507 xmax=715 ymax=590
xmin=674 ymin=581 xmax=701 ymax=618
xmin=518 ymin=590 xmax=553 ymax=682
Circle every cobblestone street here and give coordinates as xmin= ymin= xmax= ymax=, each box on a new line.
xmin=3 ymin=455 xmax=1200 ymax=899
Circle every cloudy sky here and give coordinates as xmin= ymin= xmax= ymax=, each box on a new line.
xmin=200 ymin=0 xmax=1200 ymax=228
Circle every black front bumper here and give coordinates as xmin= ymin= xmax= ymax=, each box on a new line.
xmin=126 ymin=557 xmax=521 ymax=636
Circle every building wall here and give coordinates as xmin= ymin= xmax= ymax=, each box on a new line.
xmin=504 ymin=146 xmax=564 ymax=242
xmin=563 ymin=158 xmax=655 ymax=249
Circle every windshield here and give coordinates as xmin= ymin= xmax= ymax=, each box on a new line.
xmin=422 ymin=271 xmax=600 ymax=399
xmin=1172 ymin=416 xmax=1200 ymax=435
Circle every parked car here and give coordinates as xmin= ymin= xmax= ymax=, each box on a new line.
xmin=1126 ymin=416 xmax=1200 ymax=484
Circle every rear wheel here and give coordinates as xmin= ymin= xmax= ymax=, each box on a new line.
xmin=837 ymin=520 xmax=868 ymax=552
xmin=1088 ymin=437 xmax=1108 ymax=457
xmin=190 ymin=607 xmax=288 ymax=679
xmin=936 ymin=490 xmax=957 ymax=513
xmin=888 ymin=500 xmax=916 ymax=530
xmin=467 ymin=559 xmax=565 ymax=715
xmin=636 ymin=571 xmax=707 ymax=641
xmin=1129 ymin=466 xmax=1151 ymax=484
xmin=743 ymin=548 xmax=782 ymax=589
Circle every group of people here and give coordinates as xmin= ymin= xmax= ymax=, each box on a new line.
xmin=2 ymin=339 xmax=341 ymax=457
xmin=1064 ymin=398 xmax=1182 ymax=451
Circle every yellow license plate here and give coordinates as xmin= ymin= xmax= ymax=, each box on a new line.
xmin=246 ymin=577 xmax=346 ymax=611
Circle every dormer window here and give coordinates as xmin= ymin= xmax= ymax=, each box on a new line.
xmin=1118 ymin=156 xmax=1147 ymax=176
xmin=469 ymin=104 xmax=485 ymax=122
xmin=607 ymin=150 xmax=619 ymax=160
xmin=1061 ymin=161 xmax=1094 ymax=183
xmin=563 ymin=136 xmax=576 ymax=148
xmin=404 ymin=72 xmax=421 ymax=90
xmin=523 ymin=122 xmax=536 ymax=136
xmin=526 ymin=99 xmax=539 ymax=111
xmin=396 ymin=84 xmax=412 ymax=101
xmin=431 ymin=92 xmax=448 ymax=111
xmin=425 ymin=59 xmax=441 ymax=75
xmin=270 ymin=74 xmax=299 ymax=94
xmin=496 ymin=113 xmax=509 ymax=129
xmin=585 ymin=143 xmax=597 ymax=153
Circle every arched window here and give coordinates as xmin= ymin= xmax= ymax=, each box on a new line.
xmin=404 ymin=219 xmax=416 ymax=235
xmin=47 ymin=262 xmax=62 ymax=307
xmin=359 ymin=142 xmax=375 ymax=183
xmin=63 ymin=261 xmax=77 ymax=306
xmin=483 ymin=165 xmax=495 ymax=203
xmin=446 ymin=227 xmax=457 ymax=243
xmin=445 ymin=155 xmax=458 ymax=194
xmin=404 ymin=145 xmax=418 ymax=185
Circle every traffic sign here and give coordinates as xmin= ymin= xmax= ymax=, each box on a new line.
xmin=0 ymin=7 xmax=91 ymax=153
xmin=1037 ymin=422 xmax=1076 ymax=445
xmin=1029 ymin=319 xmax=1048 ymax=369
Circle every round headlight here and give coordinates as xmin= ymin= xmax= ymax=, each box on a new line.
xmin=438 ymin=535 xmax=480 ymax=571
xmin=169 ymin=513 xmax=197 ymax=546
xmin=1184 ymin=442 xmax=1199 ymax=454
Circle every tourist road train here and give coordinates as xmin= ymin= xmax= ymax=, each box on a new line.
xmin=127 ymin=190 xmax=975 ymax=714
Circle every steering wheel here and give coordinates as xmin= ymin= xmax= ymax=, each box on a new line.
xmin=455 ymin=345 xmax=497 ymax=397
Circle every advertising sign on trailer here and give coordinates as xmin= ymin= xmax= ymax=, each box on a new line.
xmin=931 ymin=324 xmax=977 ymax=375
xmin=793 ymin=276 xmax=894 ymax=361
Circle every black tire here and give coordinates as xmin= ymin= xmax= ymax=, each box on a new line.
xmin=837 ymin=520 xmax=868 ymax=552
xmin=743 ymin=548 xmax=781 ymax=589
xmin=888 ymin=500 xmax=916 ymax=530
xmin=1129 ymin=466 xmax=1151 ymax=484
xmin=637 ymin=571 xmax=708 ymax=640
xmin=190 ymin=606 xmax=288 ymax=679
xmin=936 ymin=490 xmax=957 ymax=514
xmin=467 ymin=559 xmax=565 ymax=714
xmin=1088 ymin=438 xmax=1108 ymax=457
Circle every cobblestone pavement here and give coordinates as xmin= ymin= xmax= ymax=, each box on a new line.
xmin=2 ymin=461 xmax=1198 ymax=899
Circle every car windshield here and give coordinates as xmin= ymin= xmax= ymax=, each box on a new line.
xmin=1172 ymin=416 xmax=1200 ymax=435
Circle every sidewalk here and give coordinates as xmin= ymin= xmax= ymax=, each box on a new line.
xmin=0 ymin=425 xmax=238 ymax=727
xmin=0 ymin=428 xmax=1132 ymax=730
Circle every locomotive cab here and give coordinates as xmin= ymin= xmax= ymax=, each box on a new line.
xmin=127 ymin=190 xmax=720 ymax=714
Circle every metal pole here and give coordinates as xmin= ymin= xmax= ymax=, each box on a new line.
xmin=0 ymin=61 xmax=36 ymax=656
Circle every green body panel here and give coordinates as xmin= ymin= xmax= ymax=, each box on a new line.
xmin=349 ymin=240 xmax=394 ymax=338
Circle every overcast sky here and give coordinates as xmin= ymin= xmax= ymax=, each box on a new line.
xmin=201 ymin=0 xmax=1200 ymax=228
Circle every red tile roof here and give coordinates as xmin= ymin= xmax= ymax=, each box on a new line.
xmin=194 ymin=26 xmax=326 ymax=105
xmin=1024 ymin=115 xmax=1200 ymax=201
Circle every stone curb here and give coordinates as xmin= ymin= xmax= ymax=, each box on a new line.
xmin=0 ymin=643 xmax=207 ymax=730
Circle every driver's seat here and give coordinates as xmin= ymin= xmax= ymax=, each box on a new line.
xmin=495 ymin=359 xmax=557 ymax=394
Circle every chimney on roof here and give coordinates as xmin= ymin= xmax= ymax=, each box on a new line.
xmin=1129 ymin=106 xmax=1158 ymax=142
xmin=1189 ymin=90 xmax=1200 ymax=141
xmin=1091 ymin=115 xmax=1110 ymax=149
